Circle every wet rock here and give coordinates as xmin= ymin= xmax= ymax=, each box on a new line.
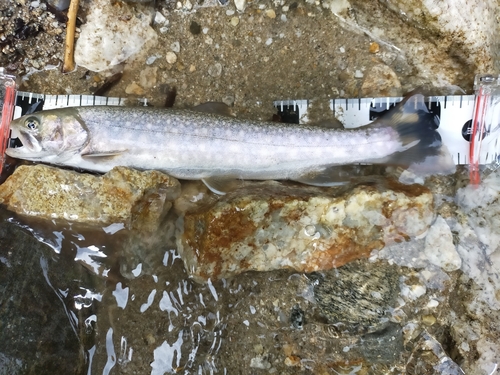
xmin=454 ymin=171 xmax=500 ymax=310
xmin=313 ymin=260 xmax=400 ymax=334
xmin=423 ymin=215 xmax=461 ymax=272
xmin=177 ymin=180 xmax=434 ymax=281
xmin=74 ymin=0 xmax=158 ymax=72
xmin=0 ymin=165 xmax=180 ymax=231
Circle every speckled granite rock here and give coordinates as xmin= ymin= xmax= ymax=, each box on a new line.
xmin=313 ymin=260 xmax=400 ymax=334
xmin=177 ymin=180 xmax=434 ymax=281
xmin=0 ymin=165 xmax=180 ymax=230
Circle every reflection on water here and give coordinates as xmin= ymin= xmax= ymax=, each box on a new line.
xmin=2 ymin=208 xmax=231 ymax=374
xmin=0 ymin=203 xmax=413 ymax=374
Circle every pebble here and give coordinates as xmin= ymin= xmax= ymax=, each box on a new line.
xmin=369 ymin=41 xmax=380 ymax=53
xmin=139 ymin=67 xmax=157 ymax=89
xmin=146 ymin=55 xmax=160 ymax=65
xmin=154 ymin=11 xmax=167 ymax=25
xmin=226 ymin=9 xmax=235 ymax=15
xmin=283 ymin=344 xmax=294 ymax=356
xmin=189 ymin=64 xmax=196 ymax=72
xmin=145 ymin=333 xmax=156 ymax=345
xmin=265 ymin=9 xmax=276 ymax=18
xmin=250 ymin=355 xmax=271 ymax=369
xmin=189 ymin=21 xmax=201 ymax=35
xmin=230 ymin=17 xmax=240 ymax=26
xmin=265 ymin=38 xmax=273 ymax=45
xmin=422 ymin=314 xmax=436 ymax=326
xmin=222 ymin=94 xmax=235 ymax=106
xmin=166 ymin=51 xmax=177 ymax=64
xmin=284 ymin=356 xmax=301 ymax=367
xmin=234 ymin=0 xmax=246 ymax=12
xmin=354 ymin=69 xmax=364 ymax=78
xmin=125 ymin=82 xmax=145 ymax=95
xmin=170 ymin=41 xmax=180 ymax=53
xmin=208 ymin=62 xmax=223 ymax=77
xmin=47 ymin=0 xmax=69 ymax=10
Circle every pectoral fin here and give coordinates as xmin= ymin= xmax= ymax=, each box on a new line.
xmin=81 ymin=150 xmax=127 ymax=158
xmin=202 ymin=177 xmax=245 ymax=195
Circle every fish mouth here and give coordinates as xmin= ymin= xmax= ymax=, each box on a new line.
xmin=5 ymin=130 xmax=47 ymax=160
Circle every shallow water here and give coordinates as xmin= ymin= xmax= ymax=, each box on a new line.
xmin=0 ymin=201 xmax=415 ymax=374
xmin=2 ymin=167 xmax=500 ymax=374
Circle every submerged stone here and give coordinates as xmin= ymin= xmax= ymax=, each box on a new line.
xmin=177 ymin=180 xmax=434 ymax=281
xmin=313 ymin=260 xmax=400 ymax=334
xmin=0 ymin=165 xmax=181 ymax=231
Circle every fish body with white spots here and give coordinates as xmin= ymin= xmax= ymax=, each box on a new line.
xmin=6 ymin=93 xmax=454 ymax=191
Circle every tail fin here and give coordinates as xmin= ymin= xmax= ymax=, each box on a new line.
xmin=375 ymin=90 xmax=456 ymax=177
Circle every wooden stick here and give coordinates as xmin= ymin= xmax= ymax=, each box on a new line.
xmin=62 ymin=0 xmax=80 ymax=73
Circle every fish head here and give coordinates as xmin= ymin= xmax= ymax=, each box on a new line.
xmin=6 ymin=108 xmax=89 ymax=162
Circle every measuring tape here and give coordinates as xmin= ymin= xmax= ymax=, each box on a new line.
xmin=1 ymin=68 xmax=499 ymax=184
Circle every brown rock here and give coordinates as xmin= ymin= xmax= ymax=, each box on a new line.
xmin=177 ymin=180 xmax=434 ymax=282
xmin=361 ymin=64 xmax=402 ymax=97
xmin=0 ymin=165 xmax=181 ymax=231
xmin=369 ymin=42 xmax=380 ymax=54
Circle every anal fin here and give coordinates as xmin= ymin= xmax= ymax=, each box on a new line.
xmin=294 ymin=165 xmax=383 ymax=187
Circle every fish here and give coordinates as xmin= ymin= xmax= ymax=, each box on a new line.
xmin=6 ymin=92 xmax=455 ymax=194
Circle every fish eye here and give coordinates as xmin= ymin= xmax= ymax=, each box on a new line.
xmin=24 ymin=117 xmax=39 ymax=130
